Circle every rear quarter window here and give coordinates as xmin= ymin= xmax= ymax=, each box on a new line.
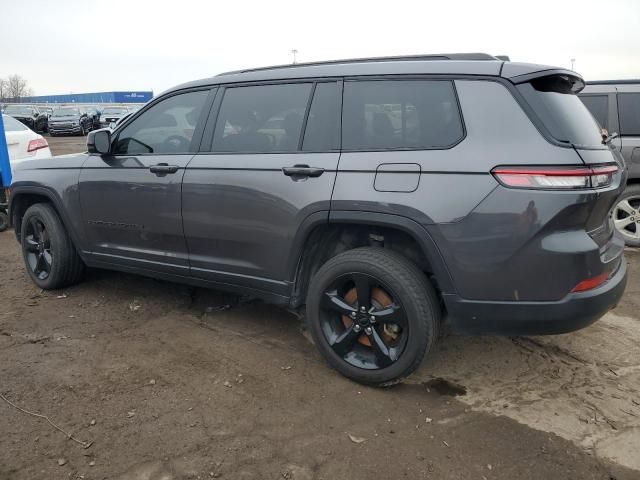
xmin=618 ymin=93 xmax=640 ymax=136
xmin=517 ymin=75 xmax=603 ymax=147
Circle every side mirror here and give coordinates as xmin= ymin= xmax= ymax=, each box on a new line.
xmin=87 ymin=129 xmax=111 ymax=154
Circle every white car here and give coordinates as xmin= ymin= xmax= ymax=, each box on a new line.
xmin=3 ymin=114 xmax=52 ymax=166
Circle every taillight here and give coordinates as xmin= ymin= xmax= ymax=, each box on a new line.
xmin=571 ymin=272 xmax=609 ymax=293
xmin=492 ymin=165 xmax=618 ymax=189
xmin=27 ymin=138 xmax=48 ymax=153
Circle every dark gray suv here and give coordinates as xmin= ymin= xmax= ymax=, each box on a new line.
xmin=8 ymin=54 xmax=628 ymax=386
xmin=580 ymin=81 xmax=640 ymax=246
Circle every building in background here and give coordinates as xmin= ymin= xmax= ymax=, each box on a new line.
xmin=3 ymin=91 xmax=153 ymax=104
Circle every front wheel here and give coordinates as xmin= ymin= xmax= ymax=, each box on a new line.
xmin=20 ymin=204 xmax=85 ymax=289
xmin=306 ymin=247 xmax=440 ymax=386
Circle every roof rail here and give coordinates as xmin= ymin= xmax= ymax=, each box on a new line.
xmin=586 ymin=79 xmax=640 ymax=85
xmin=217 ymin=53 xmax=499 ymax=76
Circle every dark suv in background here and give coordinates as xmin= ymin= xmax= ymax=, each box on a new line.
xmin=48 ymin=106 xmax=93 ymax=136
xmin=580 ymin=81 xmax=640 ymax=246
xmin=3 ymin=104 xmax=48 ymax=133
xmin=8 ymin=54 xmax=627 ymax=386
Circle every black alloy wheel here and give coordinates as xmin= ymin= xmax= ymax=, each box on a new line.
xmin=23 ymin=216 xmax=53 ymax=280
xmin=307 ymin=247 xmax=440 ymax=386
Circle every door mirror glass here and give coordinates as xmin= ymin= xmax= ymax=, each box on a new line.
xmin=87 ymin=129 xmax=111 ymax=154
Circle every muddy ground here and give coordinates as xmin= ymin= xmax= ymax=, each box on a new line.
xmin=0 ymin=135 xmax=639 ymax=480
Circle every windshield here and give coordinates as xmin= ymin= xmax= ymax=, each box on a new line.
xmin=4 ymin=105 xmax=34 ymax=116
xmin=52 ymin=108 xmax=80 ymax=116
xmin=2 ymin=114 xmax=28 ymax=131
xmin=517 ymin=75 xmax=603 ymax=147
xmin=103 ymin=107 xmax=127 ymax=115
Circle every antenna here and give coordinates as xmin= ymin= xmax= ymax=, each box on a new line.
xmin=291 ymin=49 xmax=298 ymax=64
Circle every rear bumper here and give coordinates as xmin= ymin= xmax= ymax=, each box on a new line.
xmin=443 ymin=256 xmax=627 ymax=335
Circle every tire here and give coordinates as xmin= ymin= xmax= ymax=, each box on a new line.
xmin=306 ymin=247 xmax=440 ymax=387
xmin=0 ymin=212 xmax=8 ymax=232
xmin=612 ymin=184 xmax=640 ymax=247
xmin=20 ymin=203 xmax=85 ymax=289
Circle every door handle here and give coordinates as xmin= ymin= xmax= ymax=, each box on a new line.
xmin=149 ymin=163 xmax=179 ymax=176
xmin=282 ymin=164 xmax=325 ymax=178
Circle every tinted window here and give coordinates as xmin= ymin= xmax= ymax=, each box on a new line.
xmin=580 ymin=95 xmax=608 ymax=129
xmin=302 ymin=82 xmax=339 ymax=151
xmin=342 ymin=80 xmax=463 ymax=150
xmin=212 ymin=83 xmax=312 ymax=153
xmin=113 ymin=90 xmax=208 ymax=155
xmin=2 ymin=115 xmax=28 ymax=131
xmin=618 ymin=93 xmax=640 ymax=136
xmin=517 ymin=75 xmax=603 ymax=147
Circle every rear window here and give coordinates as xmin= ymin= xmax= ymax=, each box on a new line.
xmin=212 ymin=83 xmax=312 ymax=153
xmin=580 ymin=95 xmax=609 ymax=129
xmin=342 ymin=80 xmax=464 ymax=150
xmin=618 ymin=93 xmax=640 ymax=136
xmin=517 ymin=75 xmax=603 ymax=147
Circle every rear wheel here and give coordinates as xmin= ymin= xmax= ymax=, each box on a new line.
xmin=306 ymin=247 xmax=440 ymax=386
xmin=612 ymin=184 xmax=640 ymax=247
xmin=20 ymin=204 xmax=85 ymax=289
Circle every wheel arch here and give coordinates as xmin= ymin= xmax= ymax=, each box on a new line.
xmin=288 ymin=210 xmax=455 ymax=308
xmin=9 ymin=186 xmax=82 ymax=249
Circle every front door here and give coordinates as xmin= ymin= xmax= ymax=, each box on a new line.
xmin=182 ymin=81 xmax=341 ymax=297
xmin=79 ymin=89 xmax=212 ymax=275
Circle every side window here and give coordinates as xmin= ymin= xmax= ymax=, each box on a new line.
xmin=618 ymin=93 xmax=640 ymax=136
xmin=113 ymin=90 xmax=208 ymax=155
xmin=212 ymin=83 xmax=312 ymax=153
xmin=342 ymin=80 xmax=464 ymax=150
xmin=302 ymin=82 xmax=339 ymax=151
xmin=580 ymin=95 xmax=608 ymax=129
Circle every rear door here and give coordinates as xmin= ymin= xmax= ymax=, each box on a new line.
xmin=616 ymin=88 xmax=640 ymax=178
xmin=78 ymin=88 xmax=213 ymax=275
xmin=182 ymin=80 xmax=341 ymax=297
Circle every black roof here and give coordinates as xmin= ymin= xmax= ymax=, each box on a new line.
xmin=163 ymin=54 xmax=568 ymax=95
xmin=217 ymin=53 xmax=499 ymax=76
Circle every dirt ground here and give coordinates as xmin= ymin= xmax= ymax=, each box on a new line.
xmin=1 ymin=136 xmax=639 ymax=480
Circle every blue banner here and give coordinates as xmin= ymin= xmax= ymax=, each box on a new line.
xmin=0 ymin=114 xmax=11 ymax=187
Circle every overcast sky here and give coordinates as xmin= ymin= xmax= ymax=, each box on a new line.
xmin=2 ymin=0 xmax=639 ymax=96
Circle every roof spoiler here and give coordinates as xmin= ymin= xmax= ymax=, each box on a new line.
xmin=508 ymin=69 xmax=586 ymax=93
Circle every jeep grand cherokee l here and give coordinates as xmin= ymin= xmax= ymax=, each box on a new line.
xmin=8 ymin=54 xmax=627 ymax=386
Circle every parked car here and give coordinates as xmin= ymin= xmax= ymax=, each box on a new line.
xmin=580 ymin=81 xmax=640 ymax=246
xmin=8 ymin=54 xmax=627 ymax=386
xmin=41 ymin=106 xmax=54 ymax=119
xmin=3 ymin=104 xmax=48 ymax=133
xmin=99 ymin=106 xmax=131 ymax=128
xmin=48 ymin=107 xmax=93 ymax=136
xmin=2 ymin=114 xmax=52 ymax=164
xmin=84 ymin=105 xmax=101 ymax=130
